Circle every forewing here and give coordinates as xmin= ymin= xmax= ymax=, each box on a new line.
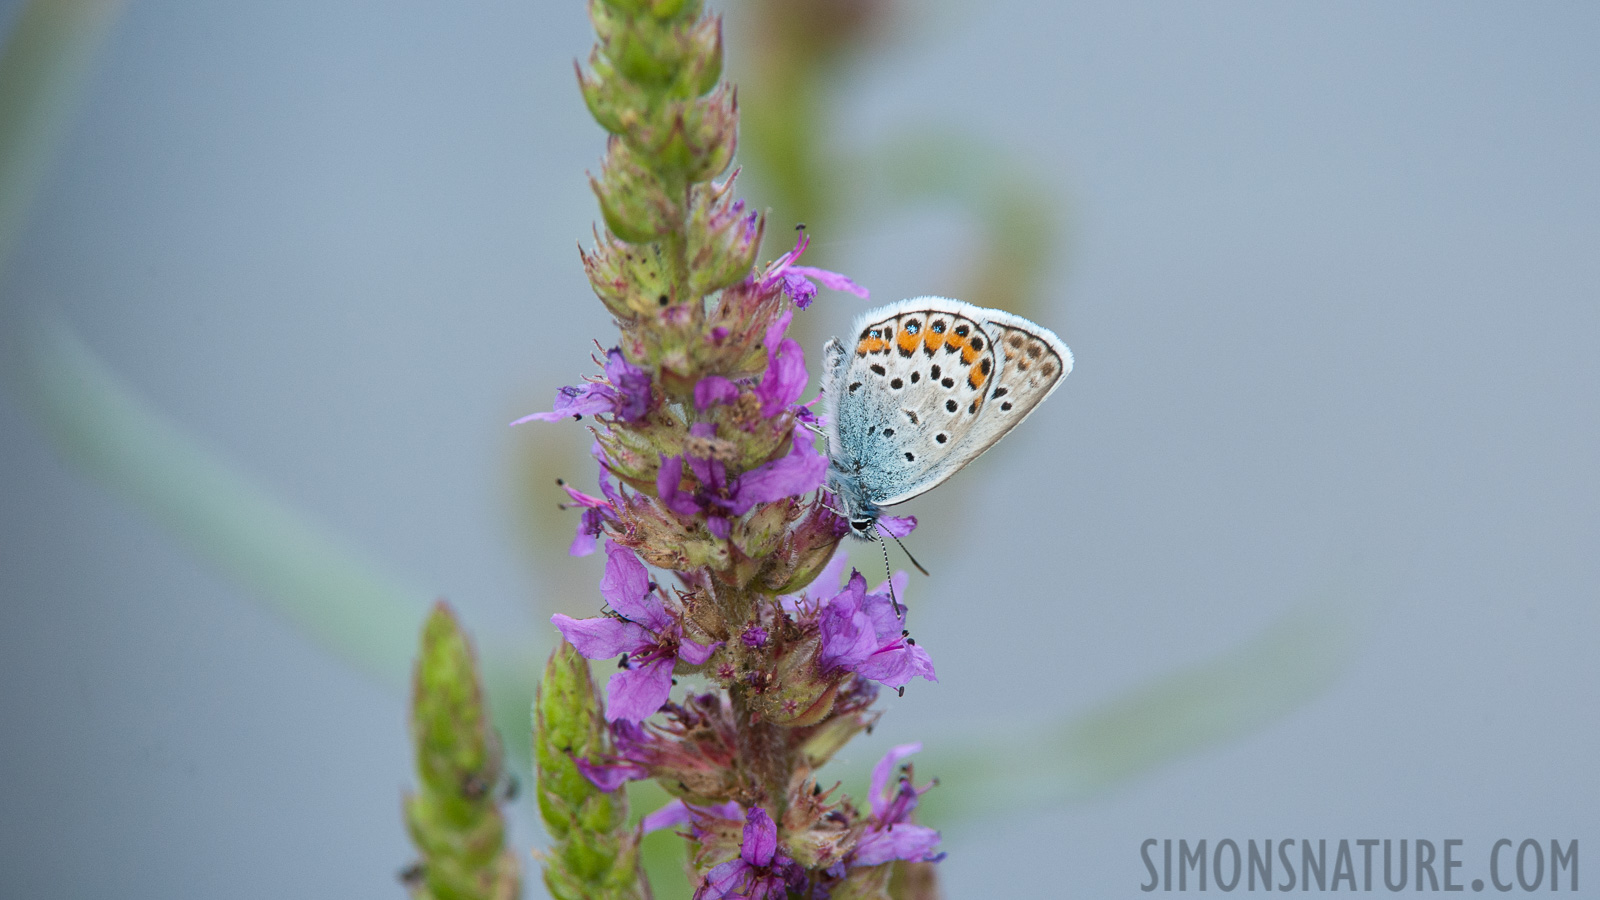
xmin=830 ymin=304 xmax=1000 ymax=507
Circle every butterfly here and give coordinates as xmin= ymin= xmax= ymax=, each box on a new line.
xmin=820 ymin=296 xmax=1073 ymax=540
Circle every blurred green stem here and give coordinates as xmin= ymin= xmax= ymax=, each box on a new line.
xmin=0 ymin=0 xmax=123 ymax=271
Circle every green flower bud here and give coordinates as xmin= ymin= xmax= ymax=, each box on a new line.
xmin=582 ymin=232 xmax=679 ymax=318
xmin=402 ymin=602 xmax=519 ymax=900
xmin=592 ymin=137 xmax=679 ymax=244
xmin=687 ymin=175 xmax=765 ymax=297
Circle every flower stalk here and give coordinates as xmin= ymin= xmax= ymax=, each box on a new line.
xmin=525 ymin=0 xmax=944 ymax=895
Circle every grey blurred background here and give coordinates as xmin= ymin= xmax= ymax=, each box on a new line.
xmin=1 ymin=1 xmax=1596 ymax=897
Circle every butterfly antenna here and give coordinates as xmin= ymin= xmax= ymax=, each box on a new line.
xmin=889 ymin=533 xmax=931 ymax=577
xmin=869 ymin=524 xmax=902 ymax=616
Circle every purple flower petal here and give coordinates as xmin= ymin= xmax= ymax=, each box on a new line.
xmin=603 ymin=348 xmax=652 ymax=424
xmin=569 ymin=506 xmax=606 ymax=557
xmin=855 ymin=642 xmax=937 ymax=688
xmin=707 ymin=800 xmax=745 ymax=820
xmin=756 ymin=336 xmax=805 ymax=416
xmin=869 ymin=743 xmax=924 ymax=817
xmin=778 ymin=546 xmax=850 ymax=614
xmin=677 ymin=637 xmax=721 ymax=666
xmin=740 ymin=626 xmax=768 ymax=648
xmin=706 ymin=515 xmax=730 ymax=539
xmin=568 ymin=524 xmax=598 ymax=557
xmin=754 ymin=312 xmax=807 ymax=416
xmin=731 ymin=429 xmax=827 ymax=511
xmin=685 ymin=425 xmax=727 ymax=491
xmin=551 ymin=614 xmax=653 ymax=659
xmin=511 ymin=383 xmax=616 ymax=425
xmin=854 ymin=823 xmax=941 ymax=866
xmin=605 ymin=656 xmax=676 ymax=723
xmin=694 ymin=375 xmax=740 ymax=410
xmin=863 ymin=573 xmax=911 ymax=638
xmin=699 ymin=857 xmax=749 ymax=900
xmin=657 ymin=455 xmax=703 ymax=517
xmin=600 ymin=542 xmax=671 ymax=632
xmin=596 ymin=464 xmax=623 ymax=505
xmin=817 ymin=574 xmax=878 ymax=672
xmin=642 ymin=799 xmax=692 ymax=834
xmin=576 ymin=757 xmax=649 ymax=793
xmin=876 ymin=513 xmax=917 ymax=538
xmin=559 ymin=483 xmax=608 ymax=508
xmin=740 ymin=807 xmax=778 ymax=868
xmin=787 ymin=264 xmax=869 ymax=299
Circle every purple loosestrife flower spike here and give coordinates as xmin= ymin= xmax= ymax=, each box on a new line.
xmin=552 ymin=542 xmax=720 ymax=723
xmin=531 ymin=0 xmax=949 ymax=894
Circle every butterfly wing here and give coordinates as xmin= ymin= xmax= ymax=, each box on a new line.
xmin=824 ymin=297 xmax=1070 ymax=509
xmin=952 ymin=304 xmax=1073 ymax=459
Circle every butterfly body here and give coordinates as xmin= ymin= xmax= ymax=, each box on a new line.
xmin=820 ymin=296 xmax=1073 ymax=538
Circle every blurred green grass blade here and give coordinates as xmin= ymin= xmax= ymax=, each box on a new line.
xmin=6 ymin=316 xmax=432 ymax=684
xmin=0 ymin=0 xmax=123 ymax=270
xmin=4 ymin=316 xmax=547 ymax=781
xmin=922 ymin=597 xmax=1365 ymax=820
xmin=0 ymin=0 xmax=559 ymax=779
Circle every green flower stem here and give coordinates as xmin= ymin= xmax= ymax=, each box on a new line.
xmin=534 ymin=640 xmax=651 ymax=900
xmin=404 ymin=602 xmax=519 ymax=900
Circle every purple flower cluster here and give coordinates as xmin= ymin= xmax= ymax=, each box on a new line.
xmin=555 ymin=464 xmax=621 ymax=556
xmin=545 ymin=2 xmax=954 ymax=894
xmin=657 ymin=420 xmax=827 ymax=540
xmin=697 ymin=807 xmax=804 ymax=900
xmin=627 ymin=745 xmax=943 ymax=898
xmin=785 ymin=553 xmax=937 ymax=691
xmin=816 ymin=572 xmax=937 ymax=689
xmin=512 ymin=347 xmax=651 ymax=425
xmin=553 ymin=542 xmax=721 ymax=722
